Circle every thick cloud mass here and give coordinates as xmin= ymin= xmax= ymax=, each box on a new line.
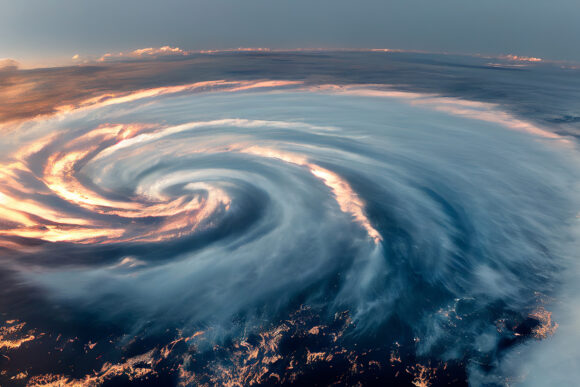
xmin=0 ymin=57 xmax=579 ymax=386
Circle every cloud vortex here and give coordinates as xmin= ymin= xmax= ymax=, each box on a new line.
xmin=0 ymin=79 xmax=578 ymax=386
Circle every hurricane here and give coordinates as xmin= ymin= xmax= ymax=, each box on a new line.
xmin=0 ymin=52 xmax=579 ymax=386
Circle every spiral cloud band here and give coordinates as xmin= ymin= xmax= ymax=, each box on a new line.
xmin=0 ymin=66 xmax=579 ymax=386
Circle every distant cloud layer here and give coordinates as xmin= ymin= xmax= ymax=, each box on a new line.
xmin=98 ymin=46 xmax=188 ymax=62
xmin=0 ymin=51 xmax=575 ymax=133
xmin=0 ymin=58 xmax=19 ymax=70
xmin=1 ymin=0 xmax=580 ymax=65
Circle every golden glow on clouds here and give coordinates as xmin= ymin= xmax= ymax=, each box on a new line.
xmin=311 ymin=84 xmax=570 ymax=144
xmin=54 ymin=80 xmax=303 ymax=119
xmin=26 ymin=350 xmax=156 ymax=386
xmin=529 ymin=307 xmax=559 ymax=339
xmin=501 ymin=54 xmax=543 ymax=62
xmin=132 ymin=46 xmax=186 ymax=57
xmin=0 ymin=118 xmax=232 ymax=245
xmin=0 ymin=79 xmax=569 ymax=249
xmin=240 ymin=146 xmax=382 ymax=243
xmin=0 ymin=321 xmax=38 ymax=350
xmin=0 ymin=58 xmax=19 ymax=69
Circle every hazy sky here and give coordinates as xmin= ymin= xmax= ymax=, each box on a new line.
xmin=1 ymin=0 xmax=580 ymax=66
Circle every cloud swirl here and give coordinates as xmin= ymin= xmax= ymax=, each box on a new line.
xmin=0 ymin=74 xmax=578 ymax=385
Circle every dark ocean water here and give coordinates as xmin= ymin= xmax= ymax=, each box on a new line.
xmin=0 ymin=52 xmax=579 ymax=386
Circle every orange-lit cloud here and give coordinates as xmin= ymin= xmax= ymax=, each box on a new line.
xmin=0 ymin=58 xmax=19 ymax=71
xmin=500 ymin=54 xmax=543 ymax=63
xmin=312 ymin=84 xmax=570 ymax=144
xmin=99 ymin=46 xmax=188 ymax=62
xmin=240 ymin=146 xmax=382 ymax=243
xmin=1 ymin=78 xmax=570 ymax=249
